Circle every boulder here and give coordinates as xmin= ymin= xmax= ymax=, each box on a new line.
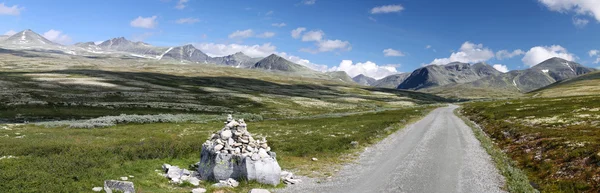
xmin=249 ymin=189 xmax=271 ymax=193
xmin=191 ymin=188 xmax=207 ymax=193
xmin=103 ymin=180 xmax=135 ymax=193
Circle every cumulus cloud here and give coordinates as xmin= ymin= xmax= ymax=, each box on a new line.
xmin=589 ymin=49 xmax=600 ymax=63
xmin=43 ymin=29 xmax=72 ymax=45
xmin=175 ymin=0 xmax=189 ymax=9
xmin=228 ymin=29 xmax=254 ymax=39
xmin=130 ymin=16 xmax=158 ymax=29
xmin=493 ymin=64 xmax=509 ymax=73
xmin=271 ymin=23 xmax=286 ymax=27
xmin=256 ymin=32 xmax=275 ymax=38
xmin=4 ymin=30 xmax=16 ymax=36
xmin=302 ymin=39 xmax=351 ymax=53
xmin=0 ymin=3 xmax=23 ymax=16
xmin=301 ymin=30 xmax=324 ymax=42
xmin=370 ymin=4 xmax=404 ymax=14
xmin=496 ymin=49 xmax=525 ymax=60
xmin=383 ymin=48 xmax=405 ymax=57
xmin=572 ymin=17 xmax=590 ymax=27
xmin=329 ymin=60 xmax=398 ymax=80
xmin=521 ymin=45 xmax=576 ymax=66
xmin=430 ymin=41 xmax=495 ymax=65
xmin=176 ymin=17 xmax=200 ymax=24
xmin=301 ymin=0 xmax=316 ymax=5
xmin=538 ymin=0 xmax=600 ymax=21
xmin=195 ymin=43 xmax=276 ymax=58
xmin=291 ymin=27 xmax=306 ymax=39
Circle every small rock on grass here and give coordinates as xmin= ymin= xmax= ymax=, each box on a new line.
xmin=92 ymin=187 xmax=103 ymax=192
xmin=311 ymin=157 xmax=318 ymax=161
xmin=191 ymin=188 xmax=207 ymax=193
xmin=249 ymin=189 xmax=271 ymax=193
xmin=120 ymin=177 xmax=128 ymax=181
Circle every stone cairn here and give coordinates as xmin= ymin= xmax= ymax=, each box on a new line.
xmin=205 ymin=115 xmax=271 ymax=159
xmin=198 ymin=115 xmax=281 ymax=185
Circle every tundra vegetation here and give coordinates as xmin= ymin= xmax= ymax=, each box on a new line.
xmin=0 ymin=50 xmax=446 ymax=192
xmin=462 ymin=96 xmax=600 ymax=193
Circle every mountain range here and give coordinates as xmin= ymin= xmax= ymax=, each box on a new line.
xmin=0 ymin=29 xmax=597 ymax=98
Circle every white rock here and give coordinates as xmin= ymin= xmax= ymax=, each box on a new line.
xmin=120 ymin=177 xmax=128 ymax=181
xmin=258 ymin=148 xmax=268 ymax=158
xmin=226 ymin=178 xmax=239 ymax=187
xmin=188 ymin=177 xmax=201 ymax=186
xmin=249 ymin=189 xmax=271 ymax=193
xmin=192 ymin=188 xmax=207 ymax=193
xmin=214 ymin=144 xmax=224 ymax=151
xmin=128 ymin=175 xmax=134 ymax=178
xmin=162 ymin=164 xmax=172 ymax=172
xmin=246 ymin=146 xmax=254 ymax=152
xmin=228 ymin=137 xmax=235 ymax=145
xmin=92 ymin=187 xmax=103 ymax=192
xmin=311 ymin=158 xmax=318 ymax=161
xmin=221 ymin=130 xmax=232 ymax=140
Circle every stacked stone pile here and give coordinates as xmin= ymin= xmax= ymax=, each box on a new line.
xmin=203 ymin=115 xmax=272 ymax=160
xmin=198 ymin=115 xmax=281 ymax=185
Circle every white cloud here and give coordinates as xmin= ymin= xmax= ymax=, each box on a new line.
xmin=383 ymin=48 xmax=405 ymax=57
xmin=272 ymin=23 xmax=286 ymax=27
xmin=492 ymin=64 xmax=509 ymax=73
xmin=430 ymin=41 xmax=495 ymax=65
xmin=266 ymin=11 xmax=274 ymax=16
xmin=0 ymin=3 xmax=23 ymax=16
xmin=176 ymin=17 xmax=200 ymax=24
xmin=589 ymin=49 xmax=600 ymax=63
xmin=521 ymin=45 xmax=576 ymax=67
xmin=256 ymin=32 xmax=275 ymax=38
xmin=195 ymin=43 xmax=276 ymax=58
xmin=496 ymin=49 xmax=525 ymax=60
xmin=301 ymin=30 xmax=324 ymax=42
xmin=130 ymin=16 xmax=158 ymax=29
xmin=329 ymin=60 xmax=398 ymax=80
xmin=175 ymin=0 xmax=189 ymax=9
xmin=538 ymin=0 xmax=600 ymax=21
xmin=4 ymin=30 xmax=16 ymax=36
xmin=229 ymin=29 xmax=254 ymax=39
xmin=291 ymin=27 xmax=306 ymax=39
xmin=425 ymin=45 xmax=432 ymax=49
xmin=370 ymin=4 xmax=404 ymax=14
xmin=572 ymin=17 xmax=589 ymax=27
xmin=302 ymin=0 xmax=316 ymax=5
xmin=43 ymin=29 xmax=72 ymax=45
xmin=315 ymin=39 xmax=351 ymax=52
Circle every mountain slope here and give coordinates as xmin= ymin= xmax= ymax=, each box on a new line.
xmin=528 ymin=70 xmax=600 ymax=97
xmin=252 ymin=54 xmax=313 ymax=72
xmin=97 ymin=37 xmax=168 ymax=58
xmin=352 ymin=74 xmax=376 ymax=86
xmin=159 ymin=44 xmax=210 ymax=62
xmin=326 ymin=71 xmax=355 ymax=83
xmin=1 ymin=29 xmax=60 ymax=47
xmin=209 ymin=52 xmax=261 ymax=68
xmin=424 ymin=57 xmax=596 ymax=98
xmin=371 ymin=73 xmax=411 ymax=89
xmin=398 ymin=62 xmax=501 ymax=90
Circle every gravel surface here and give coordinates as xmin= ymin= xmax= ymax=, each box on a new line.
xmin=277 ymin=105 xmax=507 ymax=193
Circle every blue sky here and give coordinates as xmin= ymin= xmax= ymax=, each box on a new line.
xmin=1 ymin=0 xmax=599 ymax=79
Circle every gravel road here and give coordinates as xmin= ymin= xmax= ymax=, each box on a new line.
xmin=278 ymin=105 xmax=507 ymax=193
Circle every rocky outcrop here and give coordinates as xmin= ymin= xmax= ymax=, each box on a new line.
xmin=103 ymin=180 xmax=135 ymax=193
xmin=198 ymin=115 xmax=281 ymax=185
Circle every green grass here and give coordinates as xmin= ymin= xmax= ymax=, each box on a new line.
xmin=454 ymin=108 xmax=537 ymax=193
xmin=461 ymin=96 xmax=600 ymax=193
xmin=0 ymin=106 xmax=435 ymax=193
